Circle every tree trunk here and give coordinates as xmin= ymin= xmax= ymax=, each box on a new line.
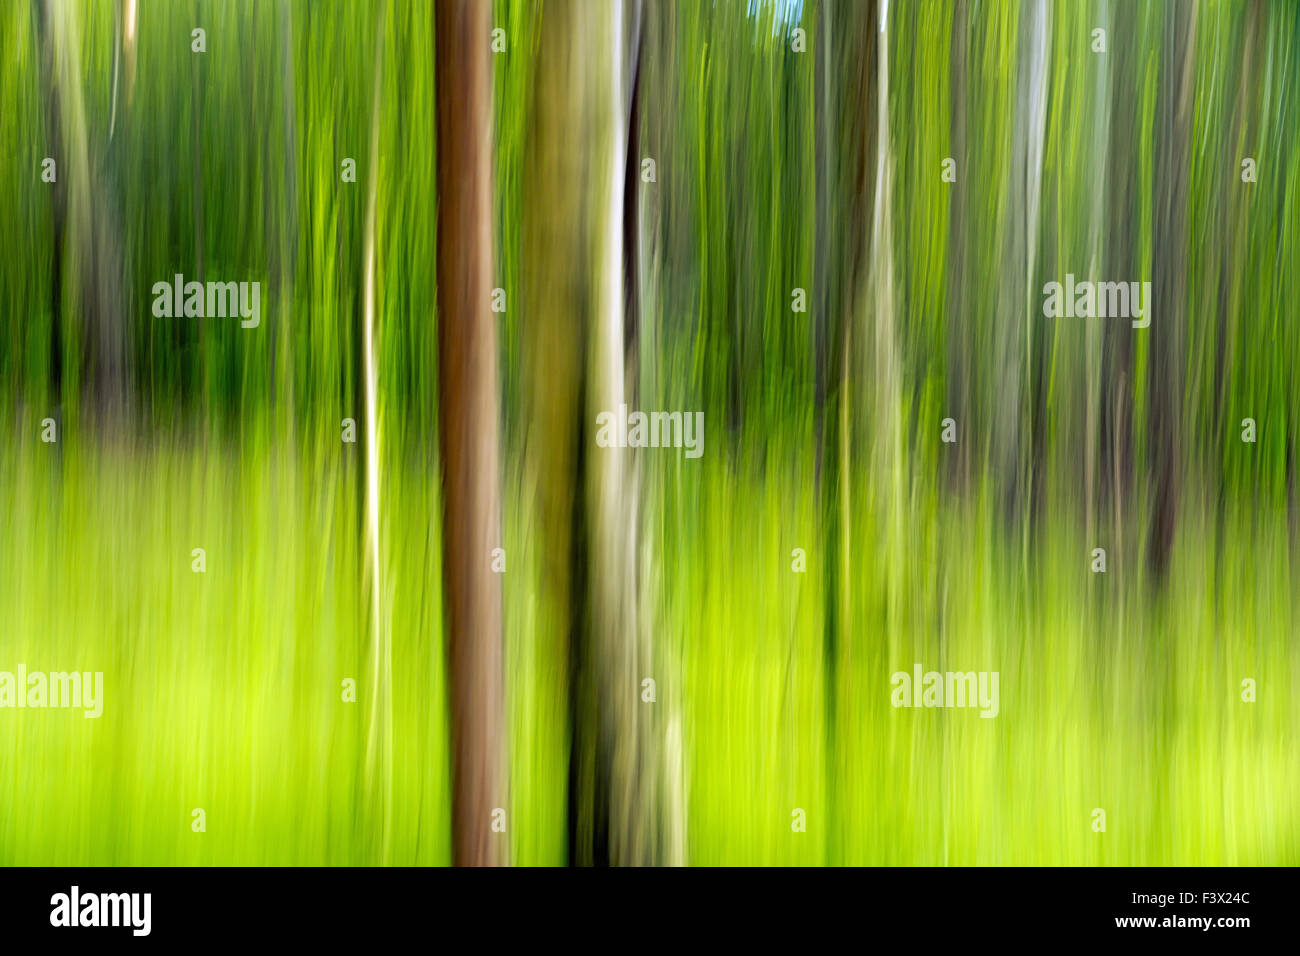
xmin=435 ymin=0 xmax=507 ymax=867
xmin=35 ymin=0 xmax=128 ymax=421
xmin=359 ymin=5 xmax=391 ymax=865
xmin=1148 ymin=0 xmax=1197 ymax=588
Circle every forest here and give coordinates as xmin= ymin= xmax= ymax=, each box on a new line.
xmin=0 ymin=0 xmax=1296 ymax=866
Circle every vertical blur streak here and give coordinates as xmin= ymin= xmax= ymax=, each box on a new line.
xmin=870 ymin=0 xmax=900 ymax=710
xmin=1103 ymin=0 xmax=1137 ymax=631
xmin=995 ymin=0 xmax=1049 ymax=544
xmin=1149 ymin=0 xmax=1197 ymax=589
xmin=521 ymin=0 xmax=585 ymax=865
xmin=1084 ymin=0 xmax=1110 ymax=562
xmin=35 ymin=0 xmax=127 ymax=421
xmin=1020 ymin=0 xmax=1049 ymax=589
xmin=361 ymin=2 xmax=391 ymax=865
xmin=121 ymin=0 xmax=137 ymax=112
xmin=276 ymin=0 xmax=298 ymax=434
xmin=190 ymin=0 xmax=205 ymax=403
xmin=588 ymin=0 xmax=662 ymax=867
xmin=436 ymin=0 xmax=506 ymax=867
xmin=588 ymin=0 xmax=630 ymax=863
xmin=943 ymin=0 xmax=970 ymax=493
xmin=635 ymin=1 xmax=687 ymax=864
xmin=108 ymin=2 xmax=120 ymax=140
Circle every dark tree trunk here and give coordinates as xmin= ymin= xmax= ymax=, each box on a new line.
xmin=1148 ymin=0 xmax=1197 ymax=587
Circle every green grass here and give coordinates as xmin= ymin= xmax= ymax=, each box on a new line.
xmin=4 ymin=426 xmax=1294 ymax=865
xmin=0 ymin=426 xmax=449 ymax=865
xmin=1 ymin=0 xmax=1297 ymax=866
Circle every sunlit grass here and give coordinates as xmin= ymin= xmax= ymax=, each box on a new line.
xmin=0 ymin=0 xmax=1297 ymax=867
xmin=675 ymin=452 xmax=1299 ymax=865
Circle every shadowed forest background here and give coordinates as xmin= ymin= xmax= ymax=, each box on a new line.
xmin=1 ymin=0 xmax=1297 ymax=865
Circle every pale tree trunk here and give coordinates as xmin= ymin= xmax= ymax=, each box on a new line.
xmin=435 ymin=0 xmax=507 ymax=868
xmin=991 ymin=0 xmax=1049 ymax=524
xmin=36 ymin=0 xmax=128 ymax=421
xmin=1085 ymin=0 xmax=1112 ymax=554
xmin=586 ymin=0 xmax=664 ymax=867
xmin=990 ymin=0 xmax=1048 ymax=599
xmin=869 ymin=0 xmax=902 ymax=686
xmin=587 ymin=0 xmax=633 ymax=864
xmin=360 ymin=6 xmax=391 ymax=865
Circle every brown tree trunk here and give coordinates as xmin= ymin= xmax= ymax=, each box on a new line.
xmin=435 ymin=0 xmax=506 ymax=867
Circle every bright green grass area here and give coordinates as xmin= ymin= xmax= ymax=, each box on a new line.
xmin=0 ymin=429 xmax=448 ymax=865
xmin=677 ymin=455 xmax=1299 ymax=865
xmin=1 ymin=433 xmax=1296 ymax=865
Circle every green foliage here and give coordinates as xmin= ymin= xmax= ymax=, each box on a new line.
xmin=0 ymin=0 xmax=1296 ymax=864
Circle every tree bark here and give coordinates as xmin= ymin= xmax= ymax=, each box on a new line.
xmin=435 ymin=0 xmax=507 ymax=867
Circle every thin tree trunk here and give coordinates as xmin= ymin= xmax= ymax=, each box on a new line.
xmin=191 ymin=0 xmax=206 ymax=417
xmin=944 ymin=0 xmax=969 ymax=492
xmin=636 ymin=0 xmax=686 ymax=864
xmin=813 ymin=0 xmax=837 ymax=866
xmin=994 ymin=0 xmax=1049 ymax=532
xmin=1149 ymin=0 xmax=1197 ymax=587
xmin=276 ymin=0 xmax=298 ymax=436
xmin=871 ymin=0 xmax=902 ymax=683
xmin=1103 ymin=0 xmax=1136 ymax=566
xmin=360 ymin=6 xmax=391 ymax=865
